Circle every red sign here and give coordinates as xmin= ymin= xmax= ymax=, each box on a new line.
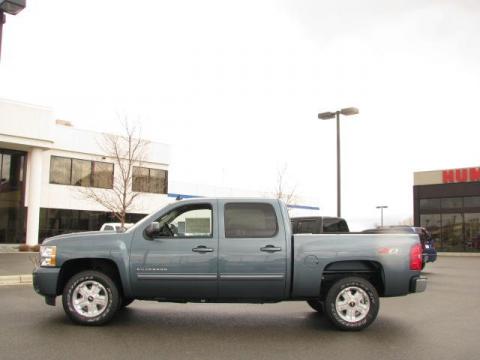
xmin=442 ymin=168 xmax=480 ymax=183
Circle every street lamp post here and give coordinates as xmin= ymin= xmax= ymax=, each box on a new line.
xmin=318 ymin=107 xmax=359 ymax=218
xmin=0 ymin=0 xmax=26 ymax=61
xmin=376 ymin=205 xmax=388 ymax=227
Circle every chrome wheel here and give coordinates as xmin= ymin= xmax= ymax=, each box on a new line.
xmin=72 ymin=280 xmax=109 ymax=318
xmin=335 ymin=286 xmax=370 ymax=323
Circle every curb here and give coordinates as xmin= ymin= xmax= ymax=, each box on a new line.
xmin=0 ymin=252 xmax=38 ymax=254
xmin=437 ymin=252 xmax=480 ymax=257
xmin=0 ymin=274 xmax=33 ymax=286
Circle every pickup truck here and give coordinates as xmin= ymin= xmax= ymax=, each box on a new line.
xmin=33 ymin=198 xmax=426 ymax=331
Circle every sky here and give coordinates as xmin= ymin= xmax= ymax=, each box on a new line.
xmin=1 ymin=0 xmax=480 ymax=230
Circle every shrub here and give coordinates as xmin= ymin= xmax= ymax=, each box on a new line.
xmin=18 ymin=244 xmax=40 ymax=252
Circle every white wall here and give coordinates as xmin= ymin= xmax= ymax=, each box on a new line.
xmin=0 ymin=98 xmax=54 ymax=149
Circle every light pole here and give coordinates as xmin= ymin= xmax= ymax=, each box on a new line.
xmin=376 ymin=205 xmax=388 ymax=227
xmin=318 ymin=107 xmax=359 ymax=217
xmin=0 ymin=0 xmax=26 ymax=61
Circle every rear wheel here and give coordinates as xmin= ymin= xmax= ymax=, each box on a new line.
xmin=62 ymin=270 xmax=120 ymax=325
xmin=324 ymin=276 xmax=379 ymax=331
xmin=306 ymin=299 xmax=324 ymax=314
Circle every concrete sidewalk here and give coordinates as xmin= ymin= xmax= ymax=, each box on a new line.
xmin=0 ymin=253 xmax=36 ymax=285
xmin=0 ymin=250 xmax=479 ymax=286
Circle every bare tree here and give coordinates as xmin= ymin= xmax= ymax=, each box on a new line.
xmin=273 ymin=164 xmax=298 ymax=207
xmin=78 ymin=119 xmax=149 ymax=228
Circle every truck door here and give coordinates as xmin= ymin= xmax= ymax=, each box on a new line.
xmin=218 ymin=200 xmax=288 ymax=300
xmin=129 ymin=200 xmax=218 ymax=299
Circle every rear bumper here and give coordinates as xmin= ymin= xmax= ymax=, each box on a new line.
xmin=410 ymin=276 xmax=427 ymax=293
xmin=33 ymin=267 xmax=60 ymax=298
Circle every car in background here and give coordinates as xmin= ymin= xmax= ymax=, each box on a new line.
xmin=99 ymin=223 xmax=134 ymax=232
xmin=362 ymin=226 xmax=437 ymax=268
xmin=291 ymin=216 xmax=349 ymax=234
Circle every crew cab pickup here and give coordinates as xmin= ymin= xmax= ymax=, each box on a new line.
xmin=33 ymin=198 xmax=426 ymax=331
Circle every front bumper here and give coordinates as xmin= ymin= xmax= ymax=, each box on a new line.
xmin=410 ymin=276 xmax=427 ymax=293
xmin=33 ymin=267 xmax=60 ymax=299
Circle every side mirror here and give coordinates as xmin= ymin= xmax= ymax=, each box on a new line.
xmin=144 ymin=222 xmax=161 ymax=239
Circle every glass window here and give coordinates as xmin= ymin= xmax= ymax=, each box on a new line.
xmin=0 ymin=151 xmax=26 ymax=243
xmin=420 ymin=214 xmax=441 ymax=245
xmin=50 ymin=156 xmax=71 ymax=185
xmin=1 ymin=154 xmax=11 ymax=183
xmin=93 ymin=161 xmax=113 ymax=189
xmin=441 ymin=197 xmax=463 ymax=209
xmin=132 ymin=166 xmax=149 ymax=192
xmin=71 ymin=159 xmax=92 ymax=187
xmin=132 ymin=166 xmax=168 ymax=194
xmin=465 ymin=213 xmax=480 ymax=251
xmin=441 ymin=213 xmax=464 ymax=251
xmin=464 ymin=197 xmax=480 ymax=208
xmin=39 ymin=207 xmax=145 ymax=242
xmin=225 ymin=203 xmax=278 ymax=238
xmin=149 ymin=168 xmax=167 ymax=193
xmin=153 ymin=204 xmax=212 ymax=238
xmin=420 ymin=198 xmax=441 ymax=210
xmin=293 ymin=219 xmax=320 ymax=234
xmin=323 ymin=218 xmax=349 ymax=233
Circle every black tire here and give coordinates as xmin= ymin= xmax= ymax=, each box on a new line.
xmin=306 ymin=299 xmax=324 ymax=313
xmin=120 ymin=297 xmax=135 ymax=308
xmin=324 ymin=276 xmax=379 ymax=331
xmin=62 ymin=270 xmax=120 ymax=326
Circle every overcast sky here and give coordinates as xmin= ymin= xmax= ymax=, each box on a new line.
xmin=1 ymin=0 xmax=479 ymax=229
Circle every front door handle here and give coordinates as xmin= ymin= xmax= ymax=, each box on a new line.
xmin=192 ymin=246 xmax=214 ymax=253
xmin=260 ymin=245 xmax=282 ymax=253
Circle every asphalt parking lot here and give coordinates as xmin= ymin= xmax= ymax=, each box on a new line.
xmin=0 ymin=257 xmax=478 ymax=360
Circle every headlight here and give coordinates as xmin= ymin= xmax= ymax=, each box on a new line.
xmin=40 ymin=246 xmax=57 ymax=267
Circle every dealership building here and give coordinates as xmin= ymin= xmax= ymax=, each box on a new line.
xmin=1 ymin=99 xmax=319 ymax=246
xmin=0 ymin=99 xmax=171 ymax=246
xmin=414 ymin=167 xmax=480 ymax=252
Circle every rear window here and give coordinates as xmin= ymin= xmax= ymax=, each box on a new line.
xmin=323 ymin=218 xmax=349 ymax=233
xmin=292 ymin=219 xmax=322 ymax=234
xmin=225 ymin=203 xmax=278 ymax=238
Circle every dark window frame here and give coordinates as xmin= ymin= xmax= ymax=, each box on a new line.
xmin=49 ymin=155 xmax=114 ymax=189
xmin=224 ymin=202 xmax=279 ymax=239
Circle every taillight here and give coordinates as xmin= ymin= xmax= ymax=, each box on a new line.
xmin=410 ymin=243 xmax=423 ymax=270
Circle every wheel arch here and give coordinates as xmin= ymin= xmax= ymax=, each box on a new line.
xmin=320 ymin=260 xmax=385 ymax=297
xmin=57 ymin=258 xmax=125 ymax=297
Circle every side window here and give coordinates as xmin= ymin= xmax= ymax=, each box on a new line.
xmin=153 ymin=204 xmax=213 ymax=238
xmin=225 ymin=203 xmax=278 ymax=238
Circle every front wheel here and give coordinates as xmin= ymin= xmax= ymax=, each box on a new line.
xmin=62 ymin=270 xmax=120 ymax=325
xmin=324 ymin=277 xmax=379 ymax=331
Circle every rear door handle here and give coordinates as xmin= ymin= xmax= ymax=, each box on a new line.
xmin=260 ymin=245 xmax=282 ymax=253
xmin=192 ymin=246 xmax=214 ymax=253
